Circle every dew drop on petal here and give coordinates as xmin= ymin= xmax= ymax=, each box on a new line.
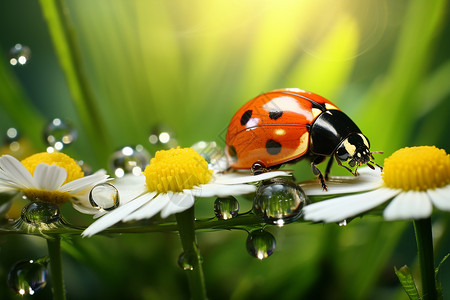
xmin=89 ymin=183 xmax=119 ymax=211
xmin=191 ymin=141 xmax=229 ymax=172
xmin=253 ymin=178 xmax=307 ymax=226
xmin=8 ymin=260 xmax=47 ymax=295
xmin=246 ymin=229 xmax=276 ymax=260
xmin=9 ymin=44 xmax=31 ymax=66
xmin=214 ymin=196 xmax=239 ymax=220
xmin=43 ymin=118 xmax=77 ymax=150
xmin=21 ymin=202 xmax=61 ymax=225
xmin=148 ymin=124 xmax=178 ymax=149
xmin=109 ymin=145 xmax=150 ymax=178
xmin=339 ymin=220 xmax=347 ymax=226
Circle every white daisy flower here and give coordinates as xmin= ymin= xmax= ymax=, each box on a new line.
xmin=303 ymin=146 xmax=450 ymax=223
xmin=83 ymin=147 xmax=290 ymax=237
xmin=0 ymin=152 xmax=109 ymax=214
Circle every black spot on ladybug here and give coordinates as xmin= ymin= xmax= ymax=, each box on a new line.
xmin=227 ymin=145 xmax=238 ymax=162
xmin=266 ymin=139 xmax=282 ymax=155
xmin=269 ymin=111 xmax=283 ymax=120
xmin=240 ymin=110 xmax=252 ymax=126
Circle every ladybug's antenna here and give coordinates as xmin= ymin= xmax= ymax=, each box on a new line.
xmin=369 ymin=150 xmax=384 ymax=171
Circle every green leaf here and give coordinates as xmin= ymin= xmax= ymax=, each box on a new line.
xmin=435 ymin=253 xmax=450 ymax=300
xmin=394 ymin=265 xmax=420 ymax=300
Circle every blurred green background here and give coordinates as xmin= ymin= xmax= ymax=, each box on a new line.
xmin=0 ymin=0 xmax=449 ymax=299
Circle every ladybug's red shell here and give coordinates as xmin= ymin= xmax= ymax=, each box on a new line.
xmin=225 ymin=88 xmax=340 ymax=169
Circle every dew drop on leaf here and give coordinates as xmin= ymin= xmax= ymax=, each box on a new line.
xmin=89 ymin=183 xmax=119 ymax=211
xmin=253 ymin=178 xmax=307 ymax=226
xmin=214 ymin=196 xmax=239 ymax=220
xmin=8 ymin=260 xmax=48 ymax=295
xmin=246 ymin=229 xmax=276 ymax=260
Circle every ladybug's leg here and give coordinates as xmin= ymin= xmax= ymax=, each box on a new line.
xmin=324 ymin=157 xmax=334 ymax=180
xmin=311 ymin=156 xmax=327 ymax=190
xmin=334 ymin=155 xmax=357 ymax=176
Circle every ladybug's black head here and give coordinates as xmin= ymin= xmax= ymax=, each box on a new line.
xmin=335 ymin=133 xmax=381 ymax=173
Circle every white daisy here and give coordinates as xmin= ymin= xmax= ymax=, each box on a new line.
xmin=82 ymin=147 xmax=290 ymax=237
xmin=0 ymin=152 xmax=109 ymax=214
xmin=302 ymin=146 xmax=450 ymax=222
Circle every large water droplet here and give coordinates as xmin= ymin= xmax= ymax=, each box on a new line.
xmin=214 ymin=196 xmax=239 ymax=220
xmin=148 ymin=124 xmax=178 ymax=149
xmin=253 ymin=178 xmax=307 ymax=226
xmin=43 ymin=118 xmax=77 ymax=151
xmin=9 ymin=44 xmax=31 ymax=66
xmin=8 ymin=260 xmax=48 ymax=295
xmin=191 ymin=141 xmax=229 ymax=172
xmin=246 ymin=229 xmax=276 ymax=260
xmin=89 ymin=183 xmax=119 ymax=211
xmin=109 ymin=145 xmax=150 ymax=178
xmin=21 ymin=202 xmax=61 ymax=225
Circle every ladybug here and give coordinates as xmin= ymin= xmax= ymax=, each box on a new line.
xmin=225 ymin=88 xmax=382 ymax=190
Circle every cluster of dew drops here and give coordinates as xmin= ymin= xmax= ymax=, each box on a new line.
xmin=4 ymin=43 xmax=310 ymax=292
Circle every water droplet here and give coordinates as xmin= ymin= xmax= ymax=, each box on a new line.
xmin=214 ymin=196 xmax=239 ymax=220
xmin=8 ymin=260 xmax=48 ymax=295
xmin=109 ymin=145 xmax=150 ymax=178
xmin=2 ymin=127 xmax=22 ymax=154
xmin=246 ymin=229 xmax=276 ymax=260
xmin=177 ymin=252 xmax=201 ymax=271
xmin=191 ymin=141 xmax=229 ymax=172
xmin=21 ymin=202 xmax=61 ymax=225
xmin=77 ymin=160 xmax=93 ymax=176
xmin=339 ymin=220 xmax=347 ymax=226
xmin=89 ymin=183 xmax=119 ymax=211
xmin=9 ymin=44 xmax=31 ymax=66
xmin=43 ymin=118 xmax=77 ymax=151
xmin=253 ymin=178 xmax=307 ymax=226
xmin=148 ymin=124 xmax=178 ymax=149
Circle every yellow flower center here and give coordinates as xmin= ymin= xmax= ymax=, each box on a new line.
xmin=382 ymin=146 xmax=450 ymax=191
xmin=144 ymin=147 xmax=213 ymax=193
xmin=21 ymin=152 xmax=84 ymax=184
xmin=20 ymin=152 xmax=84 ymax=205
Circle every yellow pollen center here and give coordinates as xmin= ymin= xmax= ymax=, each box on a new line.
xmin=21 ymin=152 xmax=84 ymax=184
xmin=144 ymin=147 xmax=213 ymax=193
xmin=382 ymin=146 xmax=450 ymax=191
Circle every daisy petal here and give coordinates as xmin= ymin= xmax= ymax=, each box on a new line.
xmin=214 ymin=170 xmax=291 ymax=185
xmin=303 ymin=187 xmax=399 ymax=223
xmin=60 ymin=172 xmax=109 ymax=193
xmin=428 ymin=185 xmax=450 ymax=211
xmin=0 ymin=155 xmax=35 ymax=189
xmin=34 ymin=163 xmax=67 ymax=190
xmin=191 ymin=183 xmax=256 ymax=198
xmin=82 ymin=193 xmax=153 ymax=237
xmin=301 ymin=170 xmax=383 ymax=196
xmin=383 ymin=191 xmax=432 ymax=220
xmin=123 ymin=192 xmax=168 ymax=222
xmin=160 ymin=192 xmax=194 ymax=218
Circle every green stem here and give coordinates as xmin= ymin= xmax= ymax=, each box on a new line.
xmin=46 ymin=237 xmax=66 ymax=300
xmin=175 ymin=207 xmax=207 ymax=300
xmin=414 ymin=218 xmax=437 ymax=300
